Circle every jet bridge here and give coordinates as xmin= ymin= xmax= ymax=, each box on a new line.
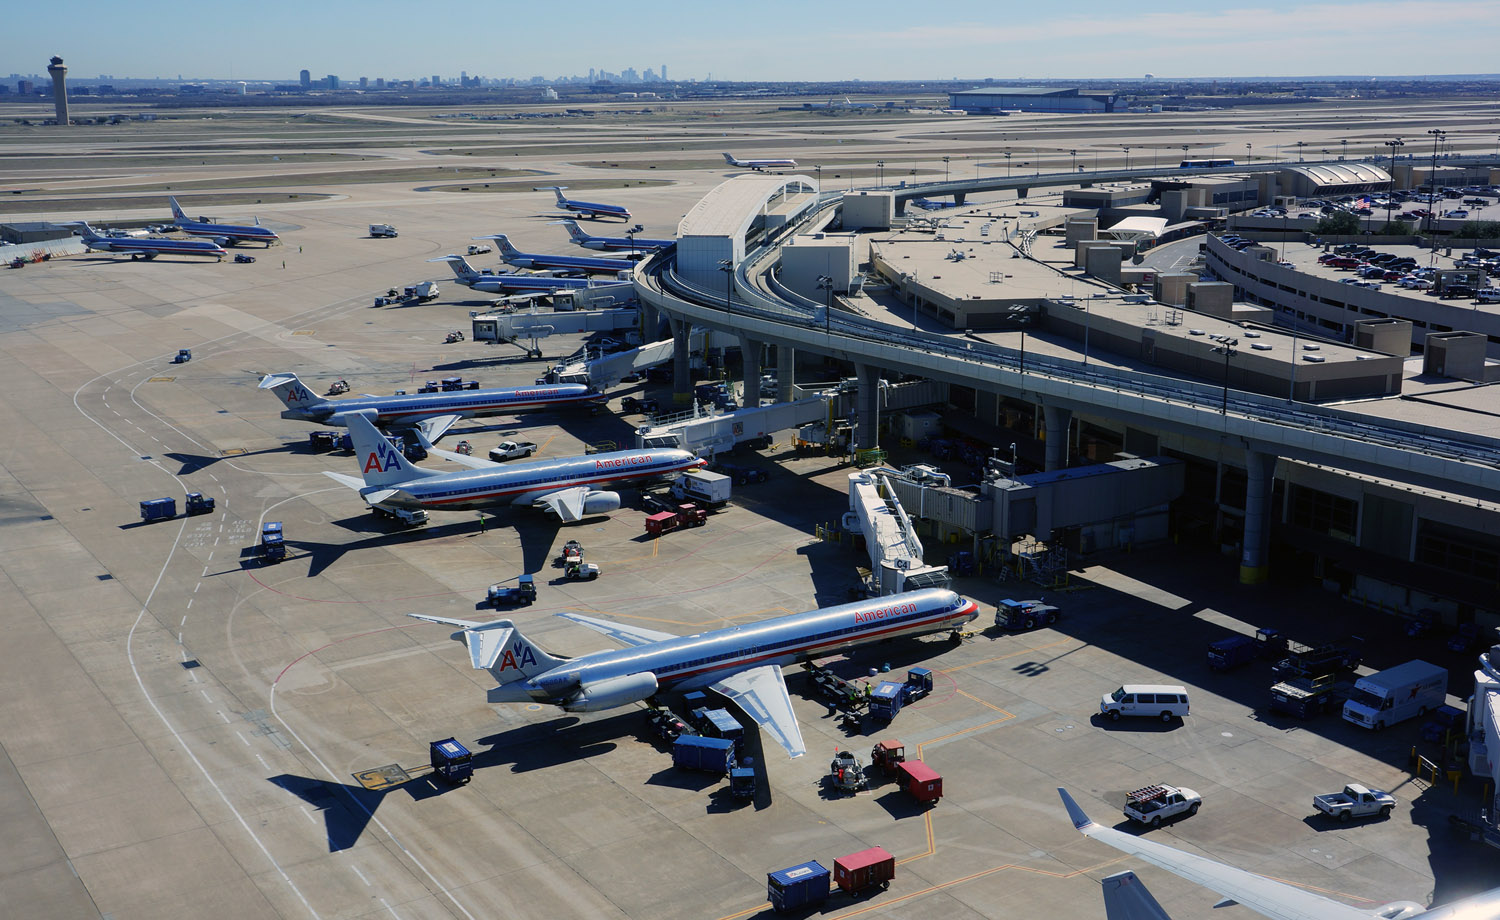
xmin=1467 ymin=644 xmax=1500 ymax=849
xmin=470 ymin=306 xmax=638 ymax=345
xmin=842 ymin=470 xmax=950 ymax=597
xmin=635 ymin=393 xmax=831 ymax=456
xmin=545 ymin=338 xmax=677 ymax=389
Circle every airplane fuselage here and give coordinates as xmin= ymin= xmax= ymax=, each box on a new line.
xmin=376 ymin=448 xmax=702 ymax=512
xmin=503 ymin=251 xmax=635 ymax=273
xmin=570 ymin=234 xmax=673 ymax=253
xmin=176 ymin=219 xmax=278 ymax=246
xmin=459 ymin=272 xmax=613 ymax=294
xmin=280 ymin=383 xmax=604 ymax=427
xmin=558 ymin=201 xmax=630 ymax=220
xmin=493 ymin=588 xmax=979 ymax=704
xmin=83 ymin=235 xmax=227 ymax=259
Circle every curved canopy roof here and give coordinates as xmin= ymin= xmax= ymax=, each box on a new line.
xmin=1284 ymin=163 xmax=1391 ymax=188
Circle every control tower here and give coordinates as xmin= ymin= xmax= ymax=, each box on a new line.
xmin=46 ymin=56 xmax=69 ymax=126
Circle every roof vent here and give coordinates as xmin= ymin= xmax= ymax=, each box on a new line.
xmin=1189 ymin=329 xmax=1206 ymax=335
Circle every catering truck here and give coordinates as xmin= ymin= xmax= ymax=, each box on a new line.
xmin=1341 ymin=660 xmax=1447 ymax=730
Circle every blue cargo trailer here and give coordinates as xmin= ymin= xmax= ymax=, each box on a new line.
xmin=672 ymin=734 xmax=735 ymax=773
xmin=696 ymin=708 xmax=744 ymax=756
xmin=430 ymin=738 xmax=473 ymax=784
xmin=868 ymin=681 xmax=905 ymax=721
xmin=140 ymin=497 xmax=177 ymax=522
xmin=1208 ymin=635 xmax=1258 ymax=671
xmin=767 ymin=861 xmax=830 ymax=913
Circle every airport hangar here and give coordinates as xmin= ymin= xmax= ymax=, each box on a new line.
xmin=634 ymin=171 xmax=1500 ymax=633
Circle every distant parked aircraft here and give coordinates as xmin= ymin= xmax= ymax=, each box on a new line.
xmin=560 ymin=220 xmax=673 ymax=253
xmin=169 ymin=197 xmax=278 ymax=246
xmin=429 ymin=255 xmax=628 ymax=294
xmin=535 ymin=186 xmax=631 ymax=221
xmin=70 ymin=222 xmax=226 ymax=261
xmin=722 ymin=152 xmax=798 ymax=171
xmin=479 ymin=233 xmax=635 ymax=274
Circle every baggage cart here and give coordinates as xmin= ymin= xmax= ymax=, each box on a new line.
xmin=430 ymin=738 xmax=473 ymax=784
xmin=140 ymin=497 xmax=177 ymax=522
xmin=868 ymin=681 xmax=905 ymax=721
xmin=834 ymin=846 xmax=894 ymax=895
xmin=671 ymin=734 xmax=735 ymax=774
xmin=897 ymin=759 xmax=943 ymax=804
xmin=767 ymin=861 xmax=830 ymax=913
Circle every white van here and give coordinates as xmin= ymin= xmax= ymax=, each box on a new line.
xmin=1101 ymin=685 xmax=1190 ymax=722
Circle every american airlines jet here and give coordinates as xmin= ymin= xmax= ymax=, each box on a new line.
xmin=430 ymin=255 xmax=628 ymax=294
xmin=722 ymin=152 xmax=798 ymax=171
xmin=409 ymin=587 xmax=979 ymax=758
xmin=327 ymin=409 xmax=701 ymax=521
xmin=260 ymin=372 xmax=603 ymax=442
xmin=70 ymin=222 xmax=227 ymax=261
xmin=559 ymin=220 xmax=673 ymax=253
xmin=169 ymin=197 xmax=279 ymax=246
xmin=479 ymin=233 xmax=636 ymax=273
xmin=535 ymin=186 xmax=631 ymax=221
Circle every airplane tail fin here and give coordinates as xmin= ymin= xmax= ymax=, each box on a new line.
xmin=407 ymin=613 xmax=567 ymax=680
xmin=169 ymin=196 xmax=188 ymax=221
xmin=429 ymin=255 xmax=478 ymax=280
xmin=344 ymin=410 xmax=437 ymax=488
xmin=481 ymin=234 xmax=520 ymax=261
xmin=550 ymin=187 xmax=569 ymax=205
xmin=64 ymin=220 xmax=98 ymax=240
xmin=721 ymin=153 xmax=738 ymax=166
xmin=258 ymin=372 xmax=323 ymax=410
xmin=1102 ymin=872 xmax=1174 ymax=920
xmin=561 ymin=220 xmax=589 ymax=244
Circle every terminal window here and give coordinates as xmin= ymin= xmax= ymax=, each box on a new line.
xmin=1416 ymin=519 xmax=1500 ymax=583
xmin=1289 ymin=484 xmax=1357 ymax=543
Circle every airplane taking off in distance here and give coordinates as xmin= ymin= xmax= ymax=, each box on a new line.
xmin=535 ymin=186 xmax=632 ymax=221
xmin=260 ymin=372 xmax=604 ymax=443
xmin=1058 ymin=788 xmax=1500 ymax=920
xmin=70 ymin=222 xmax=227 ymax=261
xmin=430 ymin=255 xmax=628 ymax=294
xmin=560 ymin=220 xmax=674 ymax=253
xmin=722 ymin=152 xmax=798 ymax=170
xmin=169 ymin=196 xmax=278 ymax=246
xmin=327 ymin=409 xmax=702 ymax=520
xmin=409 ymin=587 xmax=979 ymax=758
xmin=479 ymin=233 xmax=636 ymax=274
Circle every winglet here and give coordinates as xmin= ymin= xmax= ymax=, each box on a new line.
xmin=1059 ymin=787 xmax=1094 ymax=830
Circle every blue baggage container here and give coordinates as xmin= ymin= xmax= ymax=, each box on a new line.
xmin=699 ymin=708 xmax=744 ymax=756
xmin=868 ymin=681 xmax=905 ymax=721
xmin=1208 ymin=635 xmax=1258 ymax=671
xmin=671 ymin=734 xmax=735 ymax=774
xmin=430 ymin=738 xmax=473 ymax=784
xmin=767 ymin=860 xmax=830 ymax=913
xmin=140 ymin=497 xmax=176 ymax=521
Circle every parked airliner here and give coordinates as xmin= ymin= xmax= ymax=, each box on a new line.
xmin=1059 ymin=789 xmax=1500 ymax=920
xmin=327 ymin=409 xmax=701 ymax=520
xmin=479 ymin=234 xmax=635 ymax=273
xmin=536 ymin=186 xmax=631 ymax=221
xmin=71 ymin=222 xmax=227 ymax=261
xmin=560 ymin=220 xmax=673 ymax=253
xmin=722 ymin=152 xmax=798 ymax=171
xmin=169 ymin=197 xmax=279 ymax=246
xmin=260 ymin=372 xmax=603 ymax=442
xmin=409 ymin=587 xmax=979 ymax=757
xmin=430 ymin=255 xmax=629 ymax=294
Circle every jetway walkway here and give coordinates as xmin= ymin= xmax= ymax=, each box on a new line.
xmin=546 ymin=339 xmax=676 ymax=389
xmin=842 ymin=470 xmax=949 ymax=597
xmin=471 ymin=306 xmax=639 ymax=350
xmin=635 ymin=393 xmax=831 ymax=456
xmin=1467 ymin=647 xmax=1500 ymax=850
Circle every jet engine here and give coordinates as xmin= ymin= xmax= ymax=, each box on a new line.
xmin=1371 ymin=903 xmax=1428 ymax=920
xmin=562 ymin=671 xmax=658 ymax=712
xmin=582 ymin=491 xmax=621 ymax=515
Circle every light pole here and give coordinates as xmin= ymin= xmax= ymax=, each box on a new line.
xmin=1426 ymin=128 xmax=1445 ymax=256
xmin=626 ymin=223 xmax=642 ymax=256
xmin=1212 ymin=338 xmax=1238 ymax=415
xmin=814 ymin=164 xmax=821 ymax=189
xmin=1123 ymin=146 xmax=1131 ymax=171
xmin=816 ymin=274 xmax=834 ymax=335
xmin=1004 ymin=151 xmax=1012 ymax=176
xmin=1245 ymin=142 xmax=1252 ymax=163
xmin=876 ymin=160 xmax=884 ymax=187
xmin=1180 ymin=144 xmax=1189 ymax=167
xmin=1383 ymin=139 xmax=1404 ymax=229
xmin=1070 ymin=149 xmax=1077 ymax=172
xmin=718 ymin=259 xmax=734 ymax=316
xmin=1340 ymin=138 xmax=1348 ymax=161
xmin=942 ymin=155 xmax=950 ymax=183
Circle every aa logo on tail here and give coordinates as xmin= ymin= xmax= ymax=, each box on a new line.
xmin=364 ymin=442 xmax=404 ymax=474
xmin=497 ymin=642 xmax=537 ymax=673
xmin=287 ymin=386 xmax=313 ymax=403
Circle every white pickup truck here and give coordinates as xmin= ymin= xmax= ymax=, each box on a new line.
xmin=1124 ymin=784 xmax=1201 ymax=827
xmin=488 ymin=440 xmax=538 ymax=462
xmin=1313 ymin=784 xmax=1396 ymax=822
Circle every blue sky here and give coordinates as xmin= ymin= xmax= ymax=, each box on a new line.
xmin=6 ymin=0 xmax=1500 ymax=82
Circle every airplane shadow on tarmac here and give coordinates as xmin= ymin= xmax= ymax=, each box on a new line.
xmin=265 ymin=512 xmax=571 ymax=578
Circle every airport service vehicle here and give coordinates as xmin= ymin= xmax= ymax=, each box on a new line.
xmin=172 ymin=348 xmax=192 ymax=364
xmin=829 ymin=750 xmax=867 ymax=793
xmin=558 ymin=540 xmax=584 ymax=566
xmin=833 ymin=847 xmax=894 ymax=896
xmin=233 ymin=253 xmax=256 ymax=263
xmin=646 ymin=705 xmax=694 ymax=741
xmin=672 ymin=734 xmax=735 ymax=773
xmin=487 ymin=574 xmax=535 ymax=607
xmin=564 ymin=560 xmax=600 ymax=580
xmin=371 ymin=502 xmax=428 ymax=527
xmin=1313 ymin=784 xmax=1395 ymax=822
xmin=260 ymin=521 xmax=286 ymax=563
xmin=185 ymin=492 xmax=215 ymax=515
xmin=767 ymin=861 xmax=831 ymax=914
xmin=560 ymin=219 xmax=673 ymax=253
xmin=1208 ymin=635 xmax=1258 ymax=671
xmin=261 ymin=372 xmax=604 ymax=443
xmin=995 ymin=598 xmax=1060 ymax=631
xmin=867 ymin=668 xmax=934 ymax=720
xmin=466 ymin=243 xmax=491 ymax=255
xmin=444 ymin=330 xmax=464 ymax=343
xmin=897 ymin=760 xmax=943 ymax=804
xmin=1060 ymin=787 xmax=1500 ymax=920
xmin=618 ymin=395 xmax=659 ymax=415
xmin=169 ymin=197 xmax=278 ymax=246
xmin=871 ymin=739 xmax=906 ymax=776
xmin=1271 ymin=636 xmax=1362 ymax=681
xmin=488 ymin=440 xmax=537 ymax=462
xmin=1269 ymin=674 xmax=1345 ymax=718
xmin=407 ymin=587 xmax=979 ymax=758
xmin=71 ymin=221 xmax=227 ymax=261
xmin=644 ymin=510 xmax=685 ymax=537
xmin=1101 ymin=685 xmax=1190 ymax=722
xmin=536 ymin=185 xmax=631 ymax=221
xmin=1342 ymin=659 xmax=1447 ymax=730
xmin=671 ymin=469 xmax=731 ymax=507
xmin=478 ymin=233 xmax=636 ymax=274
xmin=326 ymin=379 xmax=350 ymax=395
xmin=403 ymin=280 xmax=439 ymax=302
xmin=1124 ymin=784 xmax=1201 ymax=827
xmin=722 ymin=152 xmax=798 ymax=171
xmin=140 ymin=497 xmax=177 ymax=522
xmin=369 ymin=224 xmax=398 ymax=238
xmin=429 ymin=738 xmax=473 ymax=785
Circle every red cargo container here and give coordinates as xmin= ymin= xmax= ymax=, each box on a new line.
xmin=897 ymin=760 xmax=943 ymax=804
xmin=833 ymin=846 xmax=894 ymax=895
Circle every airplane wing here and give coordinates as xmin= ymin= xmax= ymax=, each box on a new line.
xmin=555 ymin=612 xmax=679 ymax=647
xmin=323 ymin=471 xmax=366 ymax=491
xmin=530 ymin=485 xmax=591 ymax=522
xmin=413 ymin=414 xmax=463 ymax=444
xmin=1103 ymin=872 xmax=1173 ymax=920
xmin=1057 ymin=789 xmax=1371 ymax=920
xmin=712 ymin=665 xmax=807 ymax=759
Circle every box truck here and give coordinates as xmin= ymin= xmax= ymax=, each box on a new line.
xmin=1341 ymin=660 xmax=1447 ymax=730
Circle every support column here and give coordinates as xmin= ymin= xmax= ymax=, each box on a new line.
xmin=776 ymin=344 xmax=795 ymax=403
xmin=669 ymin=316 xmax=693 ymax=405
xmin=1239 ymin=450 xmax=1278 ymax=586
xmin=855 ymin=363 xmax=880 ymax=451
xmin=954 ymin=192 xmax=967 ymax=206
xmin=640 ymin=302 xmax=660 ymax=343
xmin=738 ymin=335 xmax=763 ymax=407
xmin=1042 ymin=405 xmax=1072 ymax=471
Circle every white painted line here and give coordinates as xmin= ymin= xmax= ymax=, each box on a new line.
xmin=178 ymin=632 xmax=183 ymax=644
xmin=220 ymin=485 xmax=226 ymax=494
xmin=209 ymin=473 xmax=219 ymax=482
xmin=202 ymin=566 xmax=210 ymax=577
xmin=189 ymin=671 xmax=199 ymax=683
xmin=238 ymin=731 xmax=251 ymax=746
xmin=380 ymin=898 xmax=401 ymax=919
xmin=186 ymin=597 xmax=193 ymax=609
xmin=207 ymin=551 xmax=213 ymax=562
xmin=300 ymin=805 xmax=317 ymax=825
xmin=181 ymin=615 xmax=187 ymax=626
xmin=201 ymin=689 xmax=213 ymax=703
xmin=218 ymin=711 xmax=232 ymax=724
xmin=350 ymin=865 xmax=371 ymax=887
xmin=256 ymin=753 xmax=269 ymax=770
xmin=214 ymin=536 xmax=219 ymax=546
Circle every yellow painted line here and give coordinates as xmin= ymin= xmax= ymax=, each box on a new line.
xmin=292 ymin=329 xmax=314 ymax=335
xmin=148 ymin=376 xmax=175 ymax=382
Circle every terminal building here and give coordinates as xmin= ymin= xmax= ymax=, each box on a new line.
xmin=948 ymin=86 xmax=1120 ymax=114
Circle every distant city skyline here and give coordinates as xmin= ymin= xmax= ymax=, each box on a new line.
xmin=6 ymin=0 xmax=1500 ymax=83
